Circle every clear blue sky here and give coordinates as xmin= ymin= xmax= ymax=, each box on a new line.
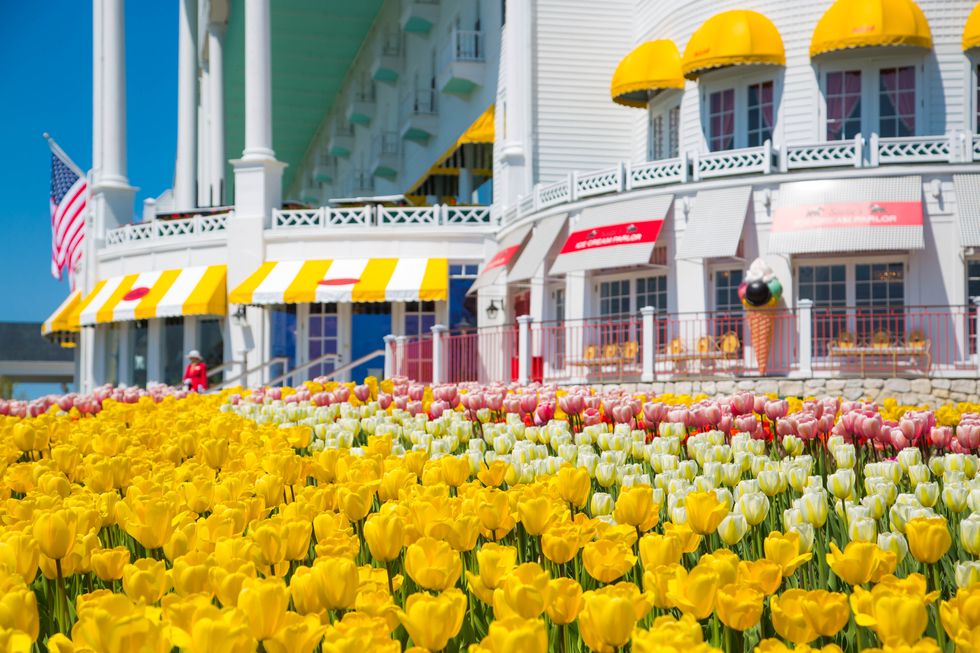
xmin=0 ymin=2 xmax=177 ymax=323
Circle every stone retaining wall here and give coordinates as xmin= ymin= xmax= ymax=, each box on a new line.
xmin=606 ymin=378 xmax=980 ymax=407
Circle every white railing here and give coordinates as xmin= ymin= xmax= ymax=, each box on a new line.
xmin=271 ymin=205 xmax=494 ymax=231
xmin=693 ymin=141 xmax=773 ymax=180
xmin=783 ymin=135 xmax=863 ymax=171
xmin=104 ymin=213 xmax=230 ymax=249
xmin=628 ymin=157 xmax=685 ymax=190
xmin=537 ymin=177 xmax=572 ymax=209
xmin=400 ymin=88 xmax=438 ymax=121
xmin=872 ymin=134 xmax=952 ymax=165
xmin=441 ymin=30 xmax=484 ymax=70
xmin=575 ymin=166 xmax=623 ymax=198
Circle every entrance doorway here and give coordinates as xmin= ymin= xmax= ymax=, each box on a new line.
xmin=351 ymin=303 xmax=391 ymax=381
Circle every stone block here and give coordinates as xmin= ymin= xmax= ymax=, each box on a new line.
xmin=717 ymin=381 xmax=737 ymax=394
xmin=701 ymin=381 xmax=717 ymax=395
xmin=826 ymin=379 xmax=846 ymax=391
xmin=951 ymin=392 xmax=969 ymax=402
xmin=778 ymin=380 xmax=804 ymax=397
xmin=845 ymin=379 xmax=864 ymax=388
xmin=864 ymin=378 xmax=884 ymax=389
xmin=952 ymin=379 xmax=976 ymax=394
xmin=843 ymin=387 xmax=865 ymax=400
xmin=650 ymin=382 xmax=666 ymax=394
xmin=755 ymin=380 xmax=778 ymax=395
xmin=901 ymin=393 xmax=921 ymax=406
xmin=933 ymin=388 xmax=950 ymax=399
xmin=674 ymin=381 xmax=693 ymax=395
xmin=909 ymin=379 xmax=932 ymax=395
xmin=736 ymin=380 xmax=756 ymax=390
xmin=883 ymin=378 xmax=911 ymax=393
xmin=932 ymin=378 xmax=951 ymax=390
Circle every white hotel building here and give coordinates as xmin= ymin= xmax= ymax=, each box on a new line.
xmin=44 ymin=0 xmax=980 ymax=390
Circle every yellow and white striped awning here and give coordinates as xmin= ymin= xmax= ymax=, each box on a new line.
xmin=74 ymin=265 xmax=227 ymax=327
xmin=229 ymin=258 xmax=448 ymax=305
xmin=42 ymin=290 xmax=82 ymax=336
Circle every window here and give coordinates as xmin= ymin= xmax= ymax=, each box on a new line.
xmin=105 ymin=324 xmax=120 ymax=386
xmin=270 ymin=305 xmax=297 ymax=380
xmin=713 ymin=269 xmax=744 ymax=341
xmin=747 ymin=81 xmax=774 ymax=147
xmin=855 ymin=262 xmax=905 ymax=341
xmin=826 ymin=70 xmax=862 ymax=141
xmin=405 ymin=301 xmax=437 ymax=336
xmin=162 ymin=317 xmax=184 ymax=386
xmin=878 ymin=66 xmax=915 ymax=137
xmin=198 ymin=319 xmax=224 ymax=371
xmin=968 ymin=261 xmax=980 ymax=353
xmin=449 ymin=264 xmax=479 ymax=330
xmin=708 ymin=89 xmax=735 ymax=151
xmin=308 ymin=303 xmax=338 ymax=379
xmin=636 ymin=275 xmax=667 ymax=313
xmin=129 ymin=320 xmax=148 ymax=387
xmin=649 ymin=104 xmax=681 ymax=160
xmin=798 ymin=265 xmax=847 ymax=356
xmin=554 ymin=288 xmax=565 ymax=322
xmin=599 ymin=279 xmax=631 ymax=317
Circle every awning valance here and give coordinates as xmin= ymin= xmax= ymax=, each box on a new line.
xmin=965 ymin=2 xmax=980 ymax=51
xmin=42 ymin=290 xmax=82 ymax=336
xmin=508 ymin=214 xmax=568 ymax=282
xmin=682 ymin=10 xmax=785 ymax=79
xmin=468 ymin=225 xmax=533 ymax=293
xmin=768 ymin=177 xmax=924 ymax=254
xmin=611 ymin=40 xmax=685 ymax=108
xmin=810 ymin=0 xmax=931 ymax=58
xmin=406 ymin=105 xmax=494 ymax=197
xmin=676 ymin=187 xmax=753 ymax=260
xmin=954 ymin=175 xmax=980 ymax=248
xmin=76 ymin=265 xmax=227 ymax=327
xmin=549 ymin=195 xmax=673 ymax=275
xmin=230 ymin=258 xmax=447 ymax=305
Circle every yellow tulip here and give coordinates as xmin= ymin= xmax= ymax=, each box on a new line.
xmin=311 ymin=556 xmax=358 ymax=610
xmin=492 ymin=562 xmax=551 ymax=620
xmin=556 ymin=465 xmax=590 ymax=508
xmin=122 ymin=559 xmax=171 ymax=605
xmin=851 ymin=585 xmax=928 ymax=646
xmin=771 ymin=589 xmax=818 ymax=645
xmin=0 ymin=532 xmax=39 ymax=583
xmin=697 ymin=550 xmax=739 ymax=588
xmin=754 ymin=641 xmax=843 ymax=653
xmin=440 ymin=455 xmax=471 ymax=487
xmin=940 ymin=585 xmax=980 ymax=650
xmin=477 ymin=616 xmax=547 ymax=653
xmin=662 ymin=521 xmax=701 ymax=553
xmin=288 ymin=567 xmax=323 ymax=616
xmin=799 ymin=590 xmax=850 ymax=638
xmin=237 ymin=577 xmax=290 ymax=641
xmin=764 ymin=531 xmax=813 ymax=577
xmin=183 ymin=608 xmax=256 ymax=653
xmin=404 ymin=536 xmax=461 ymax=591
xmin=736 ymin=559 xmax=783 ymax=595
xmin=638 ymin=532 xmax=684 ymax=569
xmin=397 ymin=587 xmax=467 ymax=651
xmin=612 ymin=486 xmax=659 ymax=532
xmin=476 ymin=542 xmax=518 ymax=590
xmin=684 ymin=491 xmax=728 ymax=535
xmin=716 ymin=582 xmax=764 ymax=631
xmin=518 ymin=496 xmax=559 ymax=535
xmin=0 ymin=577 xmax=39 ymax=641
xmin=905 ymin=516 xmax=952 ymax=564
xmin=578 ymin=588 xmax=637 ymax=652
xmin=477 ymin=489 xmax=517 ymax=538
xmin=642 ymin=564 xmax=681 ymax=610
xmin=826 ymin=541 xmax=896 ymax=586
xmin=582 ymin=539 xmax=636 ymax=584
xmin=362 ymin=511 xmax=404 ymax=562
xmin=541 ymin=523 xmax=581 ymax=565
xmin=31 ymin=509 xmax=77 ymax=560
xmin=545 ymin=578 xmax=583 ymax=625
xmin=90 ymin=546 xmax=131 ymax=582
xmin=666 ymin=565 xmax=718 ymax=620
xmin=477 ymin=460 xmax=509 ymax=488
xmin=263 ymin=612 xmax=327 ymax=653
xmin=632 ymin=613 xmax=712 ymax=651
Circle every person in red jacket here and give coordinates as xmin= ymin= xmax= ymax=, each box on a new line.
xmin=183 ymin=350 xmax=208 ymax=392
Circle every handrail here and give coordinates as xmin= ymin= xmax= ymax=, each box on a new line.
xmin=206 ymin=360 xmax=243 ymax=380
xmin=214 ymin=356 xmax=290 ymax=390
xmin=264 ymin=349 xmax=384 ymax=387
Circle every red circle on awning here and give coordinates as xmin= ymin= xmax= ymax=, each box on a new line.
xmin=122 ymin=287 xmax=151 ymax=301
xmin=318 ymin=278 xmax=360 ymax=286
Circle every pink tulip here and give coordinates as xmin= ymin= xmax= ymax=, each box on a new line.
xmin=487 ymin=393 xmax=504 ymax=412
xmin=929 ymin=426 xmax=953 ymax=449
xmin=717 ymin=414 xmax=734 ymax=434
xmin=730 ymin=393 xmax=754 ymax=416
xmin=753 ymin=396 xmax=768 ymax=415
xmin=735 ymin=414 xmax=758 ymax=434
xmin=430 ymin=400 xmax=449 ymax=419
xmin=861 ymin=416 xmax=882 ymax=441
xmin=353 ymin=385 xmax=371 ymax=402
xmin=407 ymin=385 xmax=424 ymax=402
xmin=519 ymin=394 xmax=538 ymax=415
xmin=765 ymin=400 xmax=789 ymax=420
xmin=797 ymin=419 xmax=816 ymax=440
xmin=378 ymin=393 xmax=393 ymax=410
xmin=776 ymin=418 xmax=796 ymax=437
xmin=407 ymin=400 xmax=423 ymax=416
xmin=582 ymin=407 xmax=601 ymax=426
xmin=394 ymin=396 xmax=408 ymax=411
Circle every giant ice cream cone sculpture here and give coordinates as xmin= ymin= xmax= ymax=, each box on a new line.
xmin=739 ymin=258 xmax=783 ymax=375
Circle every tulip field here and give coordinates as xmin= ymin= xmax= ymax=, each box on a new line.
xmin=5 ymin=380 xmax=980 ymax=652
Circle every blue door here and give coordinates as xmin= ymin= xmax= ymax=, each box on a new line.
xmin=351 ymin=303 xmax=391 ymax=382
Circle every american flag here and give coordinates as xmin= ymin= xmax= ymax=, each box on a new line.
xmin=49 ymin=147 xmax=87 ymax=281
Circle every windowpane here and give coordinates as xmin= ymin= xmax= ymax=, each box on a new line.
xmin=162 ymin=317 xmax=184 ymax=386
xmin=198 ymin=319 xmax=224 ymax=371
xmin=825 ymin=70 xmax=862 ymax=141
xmin=668 ymin=106 xmax=680 ymax=157
xmin=650 ymin=113 xmax=665 ymax=160
xmin=708 ymin=89 xmax=735 ymax=151
xmin=855 ymin=262 xmax=905 ymax=341
xmin=599 ymin=279 xmax=631 ymax=318
xmin=747 ymin=81 xmax=774 ymax=147
xmin=879 ymin=66 xmax=915 ymax=137
xmin=307 ymin=302 xmax=338 ymax=379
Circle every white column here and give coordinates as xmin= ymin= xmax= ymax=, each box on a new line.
xmin=146 ymin=319 xmax=163 ymax=385
xmin=973 ymin=298 xmax=980 ymax=375
xmin=243 ymin=0 xmax=274 ymax=161
xmin=175 ymin=0 xmax=198 ymax=210
xmin=383 ymin=334 xmax=396 ymax=379
xmin=117 ymin=323 xmax=132 ymax=386
xmin=395 ymin=336 xmax=409 ymax=378
xmin=431 ymin=325 xmax=447 ymax=384
xmin=517 ymin=315 xmax=532 ymax=385
xmin=92 ymin=0 xmax=103 ymax=181
xmin=798 ymin=299 xmax=813 ymax=377
xmin=183 ymin=315 xmax=199 ymax=360
xmin=565 ymin=271 xmax=592 ymax=383
xmin=207 ymin=22 xmax=226 ymax=206
xmin=640 ymin=306 xmax=655 ymax=383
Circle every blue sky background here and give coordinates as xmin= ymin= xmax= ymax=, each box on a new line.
xmin=0 ymin=2 xmax=177 ymax=323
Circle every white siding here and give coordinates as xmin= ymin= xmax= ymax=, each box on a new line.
xmin=532 ymin=0 xmax=635 ymax=184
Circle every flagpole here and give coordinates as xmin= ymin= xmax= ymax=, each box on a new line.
xmin=42 ymin=132 xmax=86 ymax=178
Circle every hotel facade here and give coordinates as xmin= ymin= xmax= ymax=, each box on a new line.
xmin=46 ymin=0 xmax=980 ymax=391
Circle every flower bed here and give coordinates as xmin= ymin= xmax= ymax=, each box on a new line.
xmin=1 ymin=378 xmax=979 ymax=652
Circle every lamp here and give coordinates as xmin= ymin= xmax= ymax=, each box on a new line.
xmin=485 ymin=300 xmax=501 ymax=320
xmin=231 ymin=305 xmax=248 ymax=327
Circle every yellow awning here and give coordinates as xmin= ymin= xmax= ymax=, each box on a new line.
xmin=682 ymin=10 xmax=785 ymax=80
xmin=230 ymin=258 xmax=448 ymax=305
xmin=611 ymin=40 xmax=684 ymax=108
xmin=810 ymin=0 xmax=932 ymax=58
xmin=965 ymin=2 xmax=980 ymax=51
xmin=407 ymin=106 xmax=494 ymax=195
xmin=42 ymin=290 xmax=82 ymax=336
xmin=74 ymin=265 xmax=227 ymax=327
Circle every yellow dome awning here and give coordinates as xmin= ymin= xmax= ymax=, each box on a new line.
xmin=611 ymin=40 xmax=684 ymax=108
xmin=682 ymin=10 xmax=785 ymax=80
xmin=965 ymin=2 xmax=980 ymax=51
xmin=810 ymin=0 xmax=932 ymax=58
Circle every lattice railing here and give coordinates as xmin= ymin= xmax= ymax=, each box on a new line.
xmin=537 ymin=179 xmax=571 ymax=209
xmin=628 ymin=158 xmax=684 ymax=189
xmin=575 ymin=166 xmax=622 ymax=199
xmin=874 ymin=135 xmax=951 ymax=165
xmin=326 ymin=206 xmax=372 ymax=227
xmin=273 ymin=209 xmax=324 ymax=229
xmin=104 ymin=212 xmax=230 ymax=249
xmin=445 ymin=206 xmax=492 ymax=225
xmin=378 ymin=206 xmax=439 ymax=226
xmin=695 ymin=142 xmax=771 ymax=180
xmin=784 ymin=139 xmax=861 ymax=170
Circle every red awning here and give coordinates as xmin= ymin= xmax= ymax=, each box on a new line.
xmin=468 ymin=224 xmax=533 ymax=292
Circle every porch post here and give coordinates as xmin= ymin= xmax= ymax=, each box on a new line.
xmin=431 ymin=325 xmax=447 ymax=384
xmin=517 ymin=315 xmax=532 ymax=385
xmin=798 ymin=299 xmax=813 ymax=377
xmin=146 ymin=318 xmax=162 ymax=385
xmin=395 ymin=335 xmax=408 ymax=379
xmin=383 ymin=334 xmax=396 ymax=379
xmin=640 ymin=306 xmax=655 ymax=383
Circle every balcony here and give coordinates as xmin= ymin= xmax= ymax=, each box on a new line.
xmin=438 ymin=30 xmax=485 ymax=95
xmin=103 ymin=211 xmax=230 ymax=251
xmin=328 ymin=124 xmax=355 ymax=158
xmin=400 ymin=88 xmax=438 ymax=144
xmin=372 ymin=32 xmax=403 ymax=83
xmin=271 ymin=205 xmax=495 ymax=231
xmin=370 ymin=132 xmax=401 ymax=179
xmin=346 ymin=87 xmax=376 ymax=126
xmin=400 ymin=0 xmax=439 ymax=34
xmin=313 ymin=154 xmax=336 ymax=184
xmin=299 ymin=186 xmax=322 ymax=206
xmin=347 ymin=170 xmax=375 ymax=197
